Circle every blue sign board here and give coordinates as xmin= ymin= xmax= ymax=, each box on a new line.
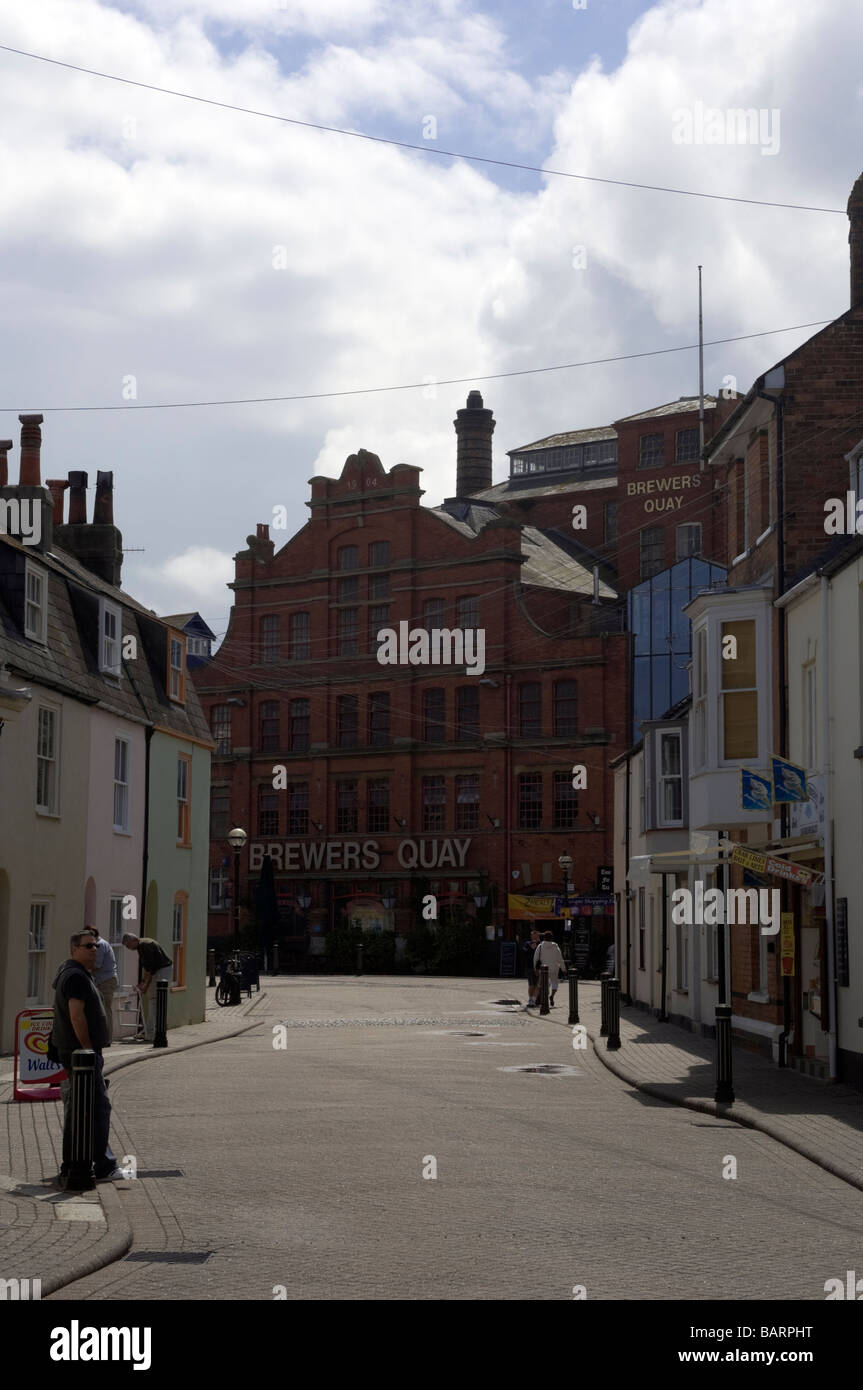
xmin=740 ymin=768 xmax=773 ymax=812
xmin=771 ymin=756 xmax=809 ymax=804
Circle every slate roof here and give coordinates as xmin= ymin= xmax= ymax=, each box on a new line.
xmin=615 ymin=396 xmax=718 ymax=423
xmin=472 ymin=473 xmax=618 ymax=503
xmin=0 ymin=533 xmax=212 ymax=744
xmin=508 ymin=424 xmax=618 ymax=454
xmin=431 ymin=503 xmax=617 ymax=599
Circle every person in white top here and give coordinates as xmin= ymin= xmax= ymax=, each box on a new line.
xmin=533 ymin=932 xmax=566 ymax=1008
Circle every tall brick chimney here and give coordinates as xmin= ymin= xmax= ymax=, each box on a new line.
xmin=18 ymin=414 xmax=43 ymax=486
xmin=454 ymin=390 xmax=495 ymax=497
xmin=54 ymin=468 xmax=124 ymax=585
xmin=46 ymin=479 xmax=69 ymax=523
xmin=0 ymin=440 xmax=11 ymax=487
xmin=68 ymin=471 xmax=88 ymax=524
xmin=93 ymin=471 xmax=114 ymax=525
xmin=848 ymin=171 xmax=863 ymax=309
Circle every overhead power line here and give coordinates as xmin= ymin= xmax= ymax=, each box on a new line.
xmin=2 ymin=321 xmax=832 ymax=413
xmin=0 ymin=44 xmax=847 ymax=215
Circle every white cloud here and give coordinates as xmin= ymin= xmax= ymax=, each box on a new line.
xmin=0 ymin=0 xmax=861 ymax=640
xmin=138 ymin=546 xmax=235 ymax=615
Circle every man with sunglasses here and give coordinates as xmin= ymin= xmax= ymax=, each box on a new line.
xmin=50 ymin=929 xmax=121 ymax=1184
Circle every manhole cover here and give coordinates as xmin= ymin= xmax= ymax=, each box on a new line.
xmin=499 ymin=1063 xmax=581 ymax=1076
xmin=420 ymin=1029 xmax=495 ymax=1038
xmin=125 ymin=1252 xmax=212 ymax=1264
xmin=136 ymin=1169 xmax=185 ymax=1178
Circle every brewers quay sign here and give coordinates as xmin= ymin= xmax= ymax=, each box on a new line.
xmin=625 ymin=473 xmax=702 ymax=512
xmin=250 ymin=838 xmax=472 ymax=872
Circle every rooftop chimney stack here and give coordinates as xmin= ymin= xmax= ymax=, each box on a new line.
xmin=848 ymin=172 xmax=863 ymax=309
xmin=18 ymin=414 xmax=43 ymax=486
xmin=53 ymin=465 xmax=124 ymax=585
xmin=68 ymin=471 xmax=88 ymax=524
xmin=454 ymin=390 xmax=495 ymax=498
xmin=0 ymin=440 xmax=11 ymax=487
xmin=93 ymin=471 xmax=114 ymax=525
xmin=46 ymin=479 xmax=70 ymax=524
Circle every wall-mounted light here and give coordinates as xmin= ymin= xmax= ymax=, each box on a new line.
xmin=486 ymin=814 xmax=501 ymax=828
xmin=313 ymin=820 xmax=324 ymax=832
xmin=396 ymin=815 xmax=407 ymax=828
xmin=479 ymin=678 xmax=499 ymax=688
xmin=226 ymin=697 xmax=245 ymax=707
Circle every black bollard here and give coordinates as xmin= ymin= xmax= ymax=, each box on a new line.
xmin=539 ymin=964 xmax=550 ymax=1016
xmin=272 ymin=944 xmax=279 ymax=976
xmin=152 ymin=978 xmax=169 ymax=1049
xmin=600 ymin=972 xmax=610 ymax=1036
xmin=606 ymin=977 xmax=621 ymax=1051
xmin=714 ymin=1003 xmax=735 ymax=1104
xmin=207 ymin=948 xmax=217 ymax=988
xmin=63 ymin=1049 xmax=96 ymax=1191
xmin=355 ymin=941 xmax=363 ymax=976
xmin=567 ymin=969 xmax=580 ymax=1025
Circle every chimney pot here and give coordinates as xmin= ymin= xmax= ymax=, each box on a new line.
xmin=0 ymin=440 xmax=12 ymax=487
xmin=46 ymin=478 xmax=70 ymax=525
xmin=257 ymin=523 xmax=270 ymax=541
xmin=848 ymin=172 xmax=863 ymax=309
xmin=18 ymin=414 xmax=44 ymax=486
xmin=68 ymin=470 xmax=88 ymax=524
xmin=94 ymin=471 xmax=114 ymax=525
xmin=454 ymin=390 xmax=495 ymax=498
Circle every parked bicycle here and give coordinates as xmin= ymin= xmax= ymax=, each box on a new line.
xmin=214 ymin=952 xmax=261 ymax=1006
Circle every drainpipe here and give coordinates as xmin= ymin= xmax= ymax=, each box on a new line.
xmin=623 ymin=754 xmax=632 ymax=1004
xmin=820 ymin=573 xmax=837 ymax=1078
xmin=659 ymin=871 xmax=669 ymax=1021
xmin=504 ymin=674 xmax=512 ymax=935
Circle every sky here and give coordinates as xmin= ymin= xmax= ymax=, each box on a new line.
xmin=0 ymin=0 xmax=860 ymax=642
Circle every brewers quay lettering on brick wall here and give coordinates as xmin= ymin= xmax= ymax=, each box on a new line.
xmin=249 ymin=838 xmax=473 ymax=872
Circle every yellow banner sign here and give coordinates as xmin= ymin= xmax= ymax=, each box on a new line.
xmin=731 ymin=845 xmax=813 ymax=886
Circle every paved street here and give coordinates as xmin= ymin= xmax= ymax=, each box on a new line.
xmin=28 ymin=976 xmax=863 ymax=1302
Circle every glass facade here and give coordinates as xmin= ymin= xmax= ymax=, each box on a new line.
xmin=628 ymin=557 xmax=726 ymax=743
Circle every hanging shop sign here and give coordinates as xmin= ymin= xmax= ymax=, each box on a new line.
xmin=771 ymin=756 xmax=809 ymax=804
xmin=730 ymin=845 xmax=813 ymax=886
xmin=249 ymin=838 xmax=472 ymax=873
xmin=508 ymin=893 xmax=614 ymax=921
xmin=740 ymin=768 xmax=773 ymax=812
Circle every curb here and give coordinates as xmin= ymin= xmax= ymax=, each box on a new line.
xmin=1 ymin=991 xmax=271 ymax=1297
xmin=41 ymin=1182 xmax=133 ymax=1299
xmin=587 ymin=1028 xmax=863 ymax=1197
xmin=103 ymin=991 xmax=269 ymax=1082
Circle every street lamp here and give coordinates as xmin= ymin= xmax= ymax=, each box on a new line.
xmin=558 ymin=853 xmax=574 ymax=963
xmin=227 ymin=826 xmax=248 ymax=951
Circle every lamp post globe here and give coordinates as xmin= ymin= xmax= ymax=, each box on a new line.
xmin=228 ymin=827 xmax=248 ymax=951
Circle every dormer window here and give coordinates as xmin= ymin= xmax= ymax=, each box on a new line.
xmin=24 ymin=561 xmax=47 ymax=643
xmin=168 ymin=632 xmax=186 ymax=703
xmin=100 ymin=599 xmax=122 ymax=677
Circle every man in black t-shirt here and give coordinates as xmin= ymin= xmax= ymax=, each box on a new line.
xmin=122 ymin=934 xmax=173 ymax=1039
xmin=50 ymin=930 xmax=120 ymax=1183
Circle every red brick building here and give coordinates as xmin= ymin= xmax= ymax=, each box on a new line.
xmin=476 ymin=395 xmax=736 ymax=593
xmin=194 ymin=393 xmax=627 ymax=962
xmin=690 ymin=170 xmax=863 ymax=1062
